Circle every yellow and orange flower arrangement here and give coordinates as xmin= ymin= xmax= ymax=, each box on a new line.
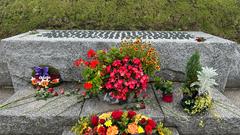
xmin=72 ymin=110 xmax=172 ymax=135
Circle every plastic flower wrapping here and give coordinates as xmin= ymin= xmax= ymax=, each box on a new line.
xmin=74 ymin=39 xmax=160 ymax=102
xmin=71 ymin=110 xmax=172 ymax=135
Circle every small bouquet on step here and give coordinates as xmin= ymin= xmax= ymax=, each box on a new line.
xmin=31 ymin=65 xmax=61 ymax=99
xmin=71 ymin=110 xmax=172 ymax=135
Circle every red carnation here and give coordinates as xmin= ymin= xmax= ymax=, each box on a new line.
xmin=91 ymin=115 xmax=99 ymax=127
xmin=99 ymin=119 xmax=105 ymax=124
xmin=89 ymin=60 xmax=99 ymax=69
xmin=111 ymin=110 xmax=123 ymax=120
xmin=84 ymin=82 xmax=93 ymax=90
xmin=127 ymin=110 xmax=136 ymax=119
xmin=97 ymin=126 xmax=106 ymax=135
xmin=145 ymin=125 xmax=153 ymax=135
xmin=87 ymin=49 xmax=96 ymax=58
xmin=73 ymin=58 xmax=83 ymax=67
xmin=147 ymin=119 xmax=156 ymax=128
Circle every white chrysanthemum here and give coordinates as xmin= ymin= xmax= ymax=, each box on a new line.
xmin=191 ymin=66 xmax=218 ymax=95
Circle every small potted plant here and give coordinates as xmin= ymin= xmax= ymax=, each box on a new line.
xmin=154 ymin=77 xmax=174 ymax=103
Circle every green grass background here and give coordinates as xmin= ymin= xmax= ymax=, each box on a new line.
xmin=0 ymin=0 xmax=239 ymax=42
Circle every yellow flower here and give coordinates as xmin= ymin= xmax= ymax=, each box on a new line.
xmin=99 ymin=112 xmax=112 ymax=120
xmin=138 ymin=126 xmax=145 ymax=134
xmin=106 ymin=125 xmax=119 ymax=135
xmin=127 ymin=123 xmax=138 ymax=134
xmin=134 ymin=114 xmax=142 ymax=123
xmin=40 ymin=80 xmax=49 ymax=88
xmin=104 ymin=120 xmax=112 ymax=127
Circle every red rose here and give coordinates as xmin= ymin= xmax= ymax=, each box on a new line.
xmin=127 ymin=110 xmax=136 ymax=119
xmin=111 ymin=110 xmax=123 ymax=120
xmin=145 ymin=125 xmax=153 ymax=135
xmin=99 ymin=119 xmax=105 ymax=124
xmin=47 ymin=88 xmax=54 ymax=93
xmin=89 ymin=60 xmax=99 ymax=69
xmin=91 ymin=115 xmax=99 ymax=127
xmin=60 ymin=89 xmax=65 ymax=95
xmin=87 ymin=49 xmax=96 ymax=58
xmin=53 ymin=91 xmax=58 ymax=96
xmin=147 ymin=119 xmax=156 ymax=128
xmin=84 ymin=82 xmax=93 ymax=90
xmin=97 ymin=126 xmax=106 ymax=135
xmin=139 ymin=118 xmax=147 ymax=125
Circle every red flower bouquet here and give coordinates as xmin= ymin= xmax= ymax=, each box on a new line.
xmin=72 ymin=110 xmax=172 ymax=135
xmin=74 ymin=39 xmax=160 ymax=103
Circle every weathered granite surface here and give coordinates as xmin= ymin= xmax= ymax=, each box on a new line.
xmin=155 ymin=83 xmax=240 ymax=135
xmin=0 ymin=30 xmax=239 ymax=91
xmin=0 ymin=89 xmax=83 ymax=135
xmin=0 ymin=84 xmax=164 ymax=134
xmin=80 ymin=87 xmax=164 ymax=121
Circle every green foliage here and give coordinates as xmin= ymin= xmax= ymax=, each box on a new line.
xmin=71 ymin=117 xmax=90 ymax=135
xmin=157 ymin=122 xmax=173 ymax=135
xmin=154 ymin=77 xmax=173 ymax=95
xmin=184 ymin=51 xmax=202 ymax=90
xmin=0 ymin=0 xmax=239 ymax=43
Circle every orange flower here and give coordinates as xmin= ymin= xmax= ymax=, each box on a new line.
xmin=40 ymin=80 xmax=49 ymax=87
xmin=31 ymin=78 xmax=38 ymax=85
xmin=155 ymin=65 xmax=160 ymax=70
xmin=51 ymin=79 xmax=59 ymax=84
xmin=106 ymin=126 xmax=118 ymax=135
xmin=127 ymin=123 xmax=138 ymax=134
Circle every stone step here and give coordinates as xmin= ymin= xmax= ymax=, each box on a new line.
xmin=0 ymin=85 xmax=14 ymax=104
xmin=154 ymin=83 xmax=240 ymax=135
xmin=224 ymin=88 xmax=240 ymax=108
xmin=0 ymin=84 xmax=163 ymax=135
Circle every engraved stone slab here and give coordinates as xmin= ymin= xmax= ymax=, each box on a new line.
xmin=0 ymin=30 xmax=239 ymax=92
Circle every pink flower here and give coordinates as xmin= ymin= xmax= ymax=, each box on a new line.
xmin=123 ymin=56 xmax=130 ymax=63
xmin=112 ymin=60 xmax=121 ymax=67
xmin=106 ymin=82 xmax=113 ymax=89
xmin=106 ymin=65 xmax=111 ymax=73
xmin=133 ymin=58 xmax=141 ymax=65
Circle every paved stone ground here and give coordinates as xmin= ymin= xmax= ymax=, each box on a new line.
xmin=224 ymin=88 xmax=240 ymax=108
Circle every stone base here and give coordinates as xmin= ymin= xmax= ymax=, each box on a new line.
xmin=0 ymin=84 xmax=163 ymax=135
xmin=155 ymin=83 xmax=240 ymax=135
